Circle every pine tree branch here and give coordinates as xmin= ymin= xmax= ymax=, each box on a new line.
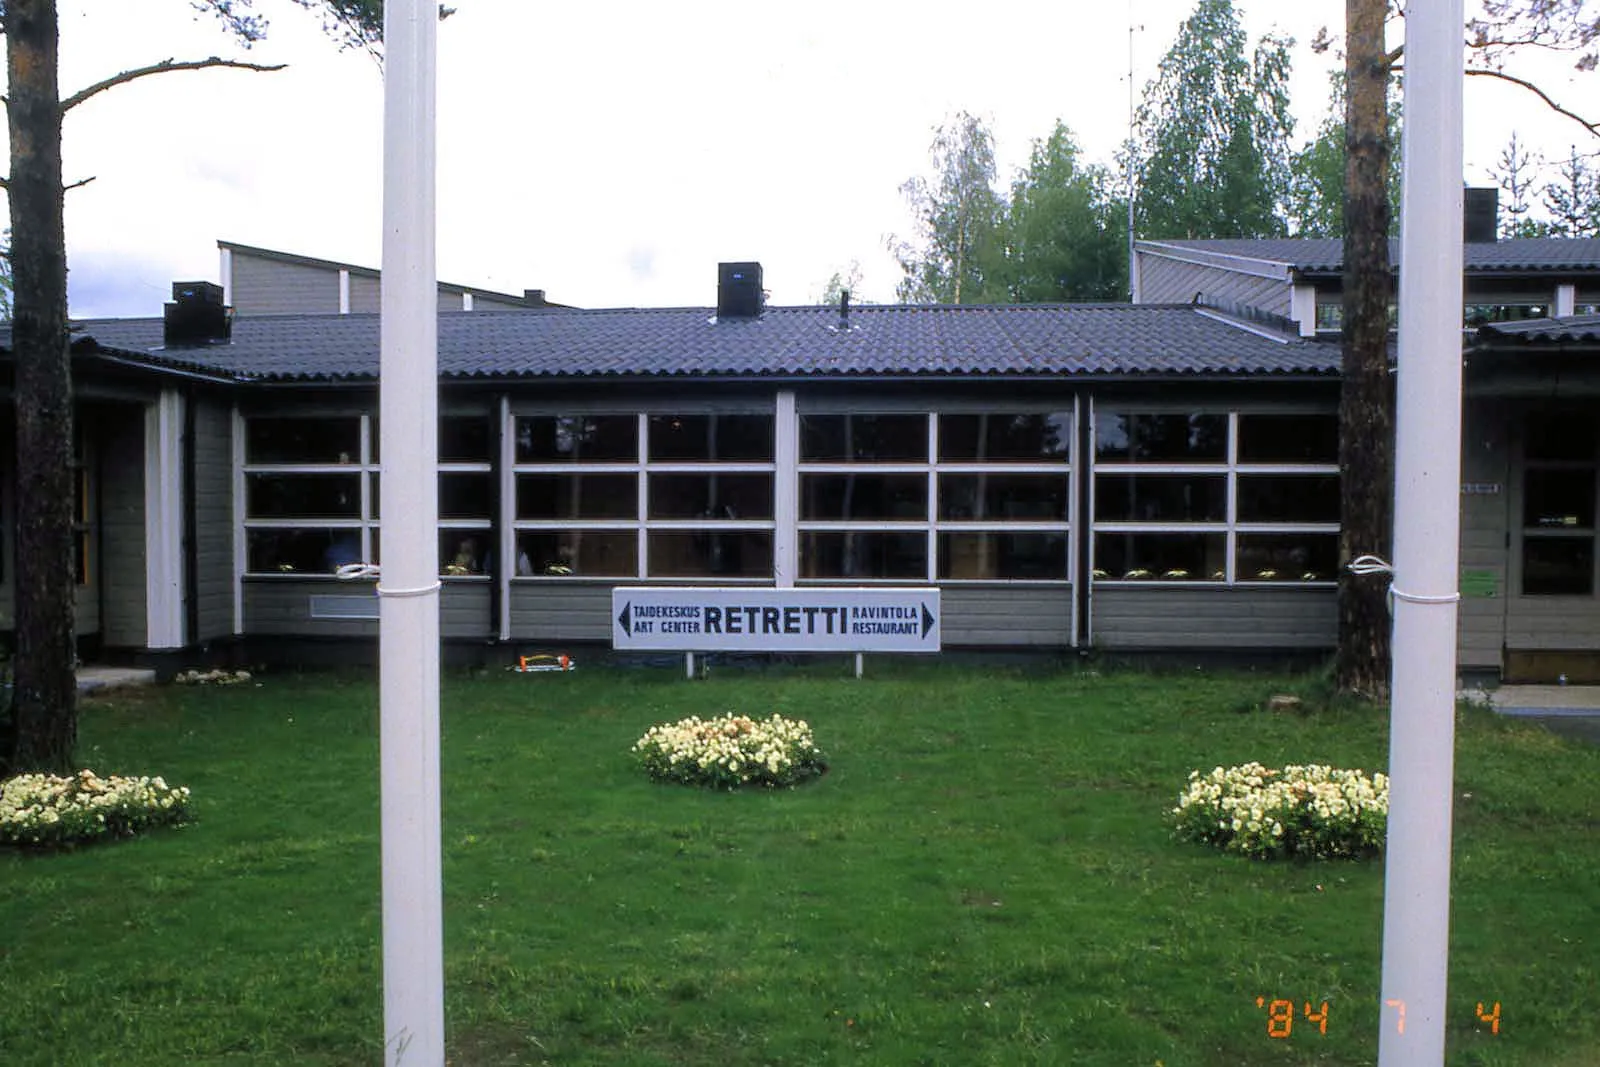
xmin=62 ymin=57 xmax=286 ymax=113
xmin=64 ymin=176 xmax=96 ymax=192
xmin=1465 ymin=67 xmax=1600 ymax=138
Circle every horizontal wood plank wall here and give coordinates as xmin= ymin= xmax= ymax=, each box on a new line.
xmin=1137 ymin=257 xmax=1290 ymax=315
xmin=230 ymin=253 xmax=339 ymax=316
xmin=192 ymin=400 xmax=235 ymax=642
xmin=940 ymin=585 xmax=1072 ymax=646
xmin=347 ymin=274 xmax=380 ymax=314
xmin=509 ymin=583 xmax=615 ymax=643
xmin=1457 ymin=400 xmax=1510 ymax=669
xmin=97 ymin=406 xmax=146 ymax=645
xmin=243 ymin=580 xmax=492 ymax=638
xmin=1092 ymin=586 xmax=1335 ymax=649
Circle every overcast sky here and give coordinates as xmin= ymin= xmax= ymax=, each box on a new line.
xmin=15 ymin=1 xmax=1597 ymax=317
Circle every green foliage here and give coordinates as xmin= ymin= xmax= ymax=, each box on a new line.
xmin=1542 ymin=145 xmax=1600 ymax=236
xmin=1286 ymin=74 xmax=1403 ymax=237
xmin=1133 ymin=0 xmax=1294 ymax=239
xmin=892 ymin=115 xmax=1128 ymax=305
xmin=194 ymin=0 xmax=385 ymax=51
xmin=633 ymin=713 xmax=826 ymax=789
xmin=889 ymin=111 xmax=1009 ymax=304
xmin=1002 ymin=122 xmax=1127 ymax=302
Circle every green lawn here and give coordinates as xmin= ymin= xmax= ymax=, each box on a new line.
xmin=1 ymin=664 xmax=1595 ymax=1066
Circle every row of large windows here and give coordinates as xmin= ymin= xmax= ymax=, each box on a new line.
xmin=240 ymin=409 xmax=1340 ymax=583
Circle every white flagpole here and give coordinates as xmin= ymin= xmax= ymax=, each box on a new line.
xmin=379 ymin=1 xmax=443 ymax=1063
xmin=1378 ymin=0 xmax=1465 ymax=1063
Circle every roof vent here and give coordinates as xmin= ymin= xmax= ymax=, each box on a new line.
xmin=1464 ymin=187 xmax=1498 ymax=243
xmin=163 ymin=281 xmax=232 ymax=347
xmin=717 ymin=262 xmax=763 ymax=319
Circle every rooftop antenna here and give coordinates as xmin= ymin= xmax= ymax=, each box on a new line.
xmin=1126 ymin=8 xmax=1141 ymax=303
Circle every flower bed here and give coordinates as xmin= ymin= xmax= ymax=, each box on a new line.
xmin=634 ymin=713 xmax=826 ymax=789
xmin=1 ymin=770 xmax=193 ymax=848
xmin=1171 ymin=762 xmax=1388 ymax=860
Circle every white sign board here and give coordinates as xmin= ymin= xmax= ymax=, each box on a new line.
xmin=612 ymin=587 xmax=941 ymax=653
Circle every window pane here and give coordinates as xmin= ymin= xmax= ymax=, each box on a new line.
xmin=1526 ymin=415 xmax=1595 ymax=462
xmin=247 ymin=417 xmax=361 ymax=464
xmin=801 ymin=473 xmax=927 ymax=520
xmin=648 ymin=473 xmax=774 ymax=520
xmin=247 ymin=528 xmax=362 ymax=574
xmin=940 ymin=532 xmax=1068 ymax=580
xmin=439 ymin=416 xmax=492 ymax=463
xmin=515 ymin=415 xmax=636 ymax=463
xmin=800 ymin=531 xmax=928 ymax=580
xmin=1524 ymin=469 xmax=1596 ymax=528
xmin=516 ymin=473 xmax=637 ymax=520
xmin=648 ymin=531 xmax=774 ymax=578
xmin=939 ymin=473 xmax=1068 ymax=521
xmin=1095 ymin=474 xmax=1226 ymax=522
xmin=441 ymin=531 xmax=490 ymax=576
xmin=800 ymin=414 xmax=927 ymax=462
xmin=515 ymin=531 xmax=637 ymax=577
xmin=1094 ymin=532 xmax=1226 ymax=581
xmin=1236 ymin=533 xmax=1339 ymax=582
xmin=1094 ymin=413 xmax=1226 ymax=462
xmin=1237 ymin=414 xmax=1338 ymax=463
xmin=247 ymin=473 xmax=362 ymax=519
xmin=440 ymin=472 xmax=493 ymax=519
xmin=1237 ymin=474 xmax=1341 ymax=523
xmin=1523 ymin=536 xmax=1594 ymax=595
xmin=939 ymin=413 xmax=1072 ymax=462
xmin=648 ymin=414 xmax=774 ymax=462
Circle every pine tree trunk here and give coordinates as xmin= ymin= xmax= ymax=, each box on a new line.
xmin=1336 ymin=0 xmax=1395 ymax=700
xmin=6 ymin=0 xmax=79 ymax=774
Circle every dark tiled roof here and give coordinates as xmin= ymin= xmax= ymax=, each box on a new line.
xmin=1143 ymin=237 xmax=1600 ymax=274
xmin=1476 ymin=313 xmax=1600 ymax=344
xmin=48 ymin=304 xmax=1339 ymax=383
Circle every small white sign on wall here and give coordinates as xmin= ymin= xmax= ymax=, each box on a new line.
xmin=611 ymin=587 xmax=941 ymax=653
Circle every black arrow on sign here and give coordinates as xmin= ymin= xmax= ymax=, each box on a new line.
xmin=617 ymin=601 xmax=632 ymax=636
xmin=922 ymin=602 xmax=936 ymax=639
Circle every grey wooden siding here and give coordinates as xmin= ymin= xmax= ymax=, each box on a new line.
xmin=242 ymin=580 xmax=491 ymax=638
xmin=1091 ymin=586 xmax=1335 ymax=649
xmin=192 ymin=400 xmax=235 ymax=642
xmin=245 ymin=580 xmax=379 ymax=637
xmin=98 ymin=407 xmax=147 ymax=646
xmin=230 ymin=253 xmax=339 ymax=316
xmin=348 ymin=274 xmax=380 ymax=314
xmin=1137 ymin=256 xmax=1291 ymax=315
xmin=510 ymin=583 xmax=614 ymax=642
xmin=1457 ymin=400 xmax=1510 ymax=668
xmin=940 ymin=585 xmax=1072 ymax=646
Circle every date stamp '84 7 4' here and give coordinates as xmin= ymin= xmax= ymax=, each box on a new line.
xmin=1255 ymin=997 xmax=1502 ymax=1039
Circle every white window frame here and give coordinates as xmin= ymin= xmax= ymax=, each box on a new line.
xmin=795 ymin=409 xmax=1075 ymax=585
xmin=510 ymin=410 xmax=779 ymax=583
xmin=1091 ymin=410 xmax=1340 ymax=586
xmin=239 ymin=413 xmax=378 ymax=577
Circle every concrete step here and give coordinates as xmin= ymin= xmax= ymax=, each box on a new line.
xmin=76 ymin=666 xmax=157 ymax=694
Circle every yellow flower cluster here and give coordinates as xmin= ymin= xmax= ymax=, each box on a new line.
xmin=1172 ymin=761 xmax=1389 ymax=860
xmin=1 ymin=769 xmax=193 ymax=847
xmin=634 ymin=713 xmax=826 ymax=789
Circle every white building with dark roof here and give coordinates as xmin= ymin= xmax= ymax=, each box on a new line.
xmin=3 ymin=233 xmax=1598 ymax=681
